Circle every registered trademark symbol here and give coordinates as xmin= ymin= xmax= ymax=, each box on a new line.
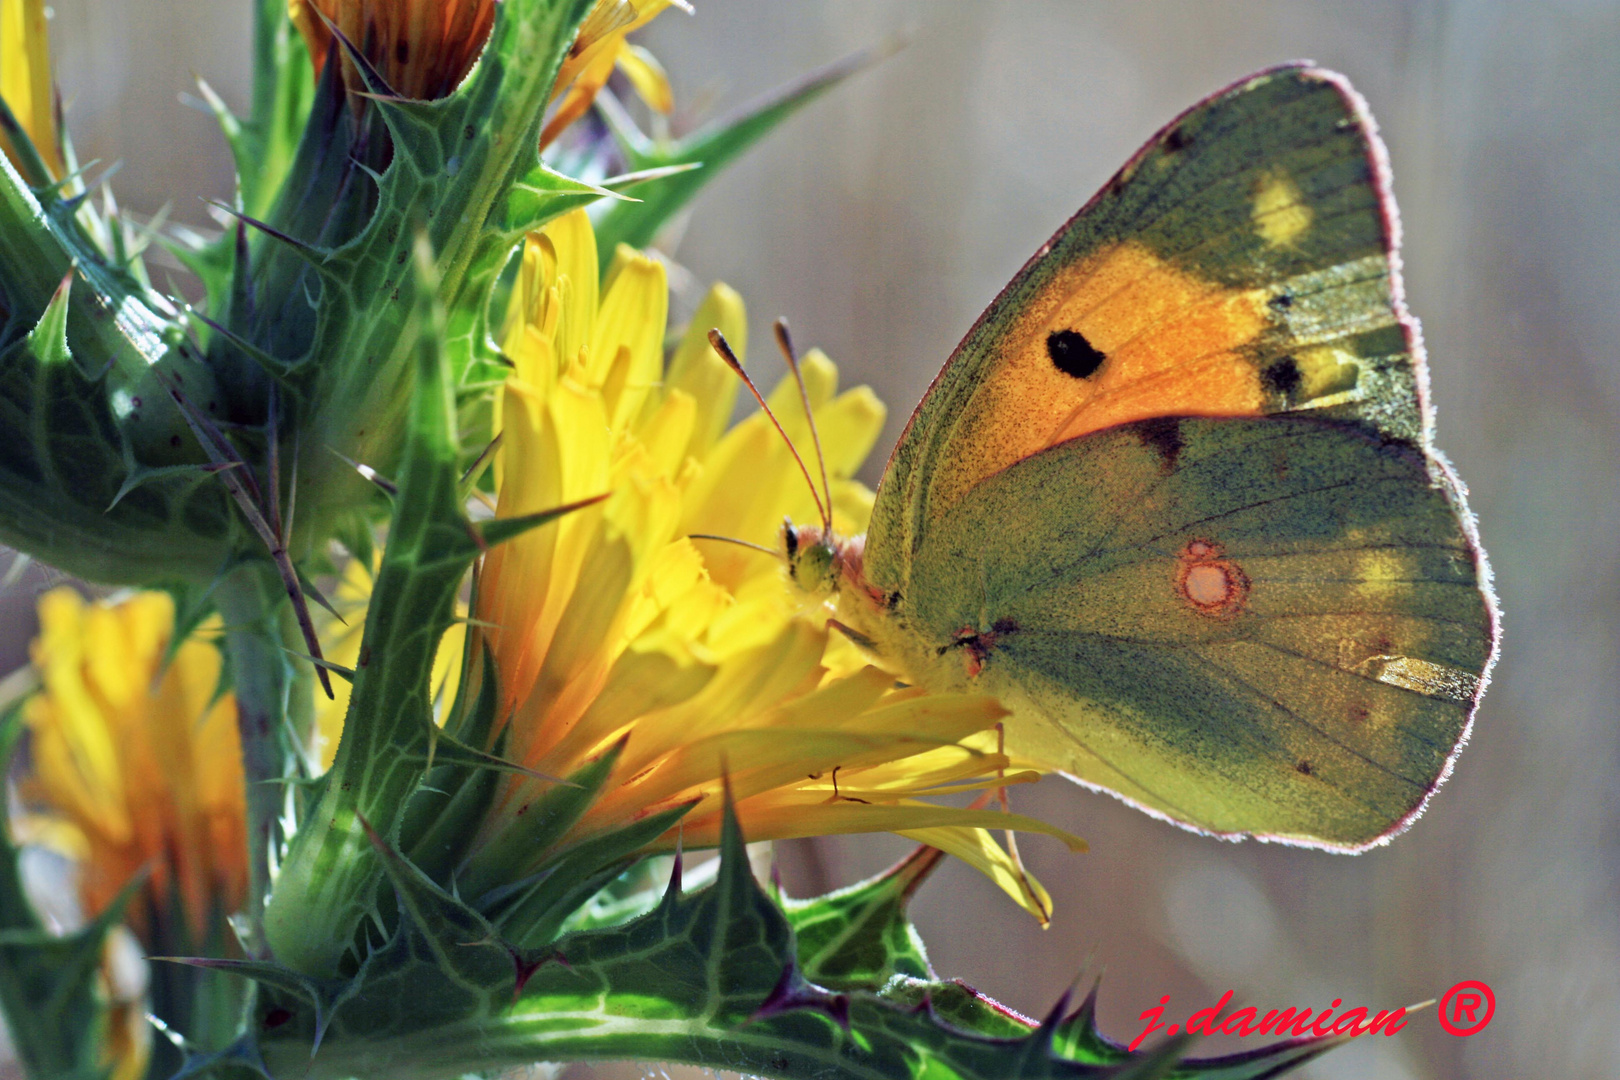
xmin=1438 ymin=980 xmax=1495 ymax=1036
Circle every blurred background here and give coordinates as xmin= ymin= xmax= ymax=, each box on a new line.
xmin=4 ymin=2 xmax=1617 ymax=1078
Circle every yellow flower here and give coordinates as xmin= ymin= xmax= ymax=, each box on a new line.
xmin=290 ymin=0 xmax=496 ymax=101
xmin=470 ymin=210 xmax=1083 ymax=921
xmin=0 ymin=0 xmax=63 ymax=179
xmin=18 ymin=589 xmax=247 ymax=954
xmin=540 ymin=0 xmax=686 ymax=149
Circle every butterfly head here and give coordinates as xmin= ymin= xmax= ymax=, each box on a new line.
xmin=782 ymin=519 xmax=842 ymax=597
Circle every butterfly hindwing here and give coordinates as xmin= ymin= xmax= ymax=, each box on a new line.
xmin=868 ymin=64 xmax=1432 ymax=603
xmin=902 ymin=416 xmax=1490 ymax=849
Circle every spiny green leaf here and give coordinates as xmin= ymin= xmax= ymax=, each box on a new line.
xmin=456 ymin=736 xmax=630 ymax=903
xmin=785 ymin=845 xmax=942 ymax=992
xmin=490 ymin=801 xmax=698 ymax=949
xmin=401 ymin=729 xmax=568 ymax=785
xmin=0 ymin=95 xmax=55 ymax=189
xmin=0 ymin=139 xmax=242 ymax=586
xmin=242 ymin=0 xmax=316 ymax=219
xmin=252 ymin=790 xmax=1343 ymax=1080
xmin=473 ymin=492 xmax=610 ymax=549
xmin=360 ymin=815 xmax=514 ymax=993
xmin=26 ymin=273 xmax=74 ymax=367
xmin=591 ymin=46 xmax=883 ymax=265
xmin=262 ymin=237 xmax=482 ymax=977
xmin=498 ymin=164 xmax=624 ymax=237
xmin=217 ymin=0 xmax=598 ymax=566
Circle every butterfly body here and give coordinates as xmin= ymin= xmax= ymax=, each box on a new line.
xmin=783 ymin=63 xmax=1497 ymax=851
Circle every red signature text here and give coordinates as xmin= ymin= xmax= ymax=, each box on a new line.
xmin=1129 ymin=991 xmax=1409 ymax=1051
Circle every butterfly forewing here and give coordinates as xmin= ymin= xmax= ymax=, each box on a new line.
xmin=869 ymin=64 xmax=1431 ymax=596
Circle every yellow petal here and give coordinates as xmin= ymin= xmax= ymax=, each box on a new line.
xmin=899 ymin=826 xmax=1058 ymax=925
xmin=803 ymin=360 xmax=886 ymax=478
xmin=615 ymin=41 xmax=673 ymax=114
xmin=637 ymin=388 xmax=696 ymax=479
xmin=590 ymin=246 xmax=667 ymax=424
xmin=0 ymin=0 xmax=61 ymax=178
xmin=482 ymin=380 xmax=611 ymax=721
xmin=500 ymin=233 xmax=562 ymax=383
xmin=665 ymin=282 xmax=748 ymax=460
xmin=22 ymin=589 xmax=246 ymax=952
xmin=470 ymin=207 xmax=1078 ymax=923
xmin=543 ymin=0 xmax=686 ymax=147
xmin=556 ymin=0 xmax=682 ymax=103
xmin=590 ymin=729 xmax=970 ymax=827
xmin=545 ymin=210 xmax=599 ymax=371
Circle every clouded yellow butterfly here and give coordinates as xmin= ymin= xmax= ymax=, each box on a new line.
xmin=776 ymin=63 xmax=1498 ymax=852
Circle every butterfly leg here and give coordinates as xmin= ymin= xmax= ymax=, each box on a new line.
xmin=939 ymin=619 xmax=1020 ymax=678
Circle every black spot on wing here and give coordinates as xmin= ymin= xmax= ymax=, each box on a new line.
xmin=1047 ymin=329 xmax=1107 ymax=379
xmin=1135 ymin=417 xmax=1186 ymax=474
xmin=1262 ymin=356 xmax=1303 ymax=402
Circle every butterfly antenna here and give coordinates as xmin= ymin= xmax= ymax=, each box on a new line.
xmin=774 ymin=318 xmax=833 ymax=532
xmin=688 ymin=533 xmax=778 ymax=557
xmin=707 ymin=328 xmax=830 ymax=528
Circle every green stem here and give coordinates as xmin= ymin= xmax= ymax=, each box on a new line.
xmin=242 ymin=0 xmax=311 ymax=219
xmin=249 ymin=0 xmax=283 ymax=136
xmin=215 ymin=563 xmax=316 ymax=956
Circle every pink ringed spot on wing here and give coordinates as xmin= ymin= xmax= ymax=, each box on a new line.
xmin=1185 ymin=564 xmax=1231 ymax=605
xmin=1175 ymin=538 xmax=1249 ymax=619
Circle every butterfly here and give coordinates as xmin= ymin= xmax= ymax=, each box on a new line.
xmin=772 ymin=62 xmax=1499 ymax=852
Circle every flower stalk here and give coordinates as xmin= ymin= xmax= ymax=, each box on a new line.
xmin=213 ymin=565 xmax=319 ymax=954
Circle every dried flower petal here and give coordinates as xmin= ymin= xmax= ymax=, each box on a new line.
xmin=291 ymin=0 xmax=497 ymax=101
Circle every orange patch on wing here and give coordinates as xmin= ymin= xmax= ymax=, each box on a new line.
xmin=934 ymin=242 xmax=1271 ymax=515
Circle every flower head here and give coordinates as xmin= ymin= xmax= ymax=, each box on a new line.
xmin=0 ymin=0 xmax=63 ymax=178
xmin=541 ymin=0 xmax=686 ymax=148
xmin=18 ymin=589 xmax=246 ymax=954
xmin=466 ymin=211 xmax=1082 ymax=920
xmin=290 ymin=0 xmax=496 ymax=101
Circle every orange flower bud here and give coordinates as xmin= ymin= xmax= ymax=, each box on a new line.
xmin=290 ymin=0 xmax=496 ymax=101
